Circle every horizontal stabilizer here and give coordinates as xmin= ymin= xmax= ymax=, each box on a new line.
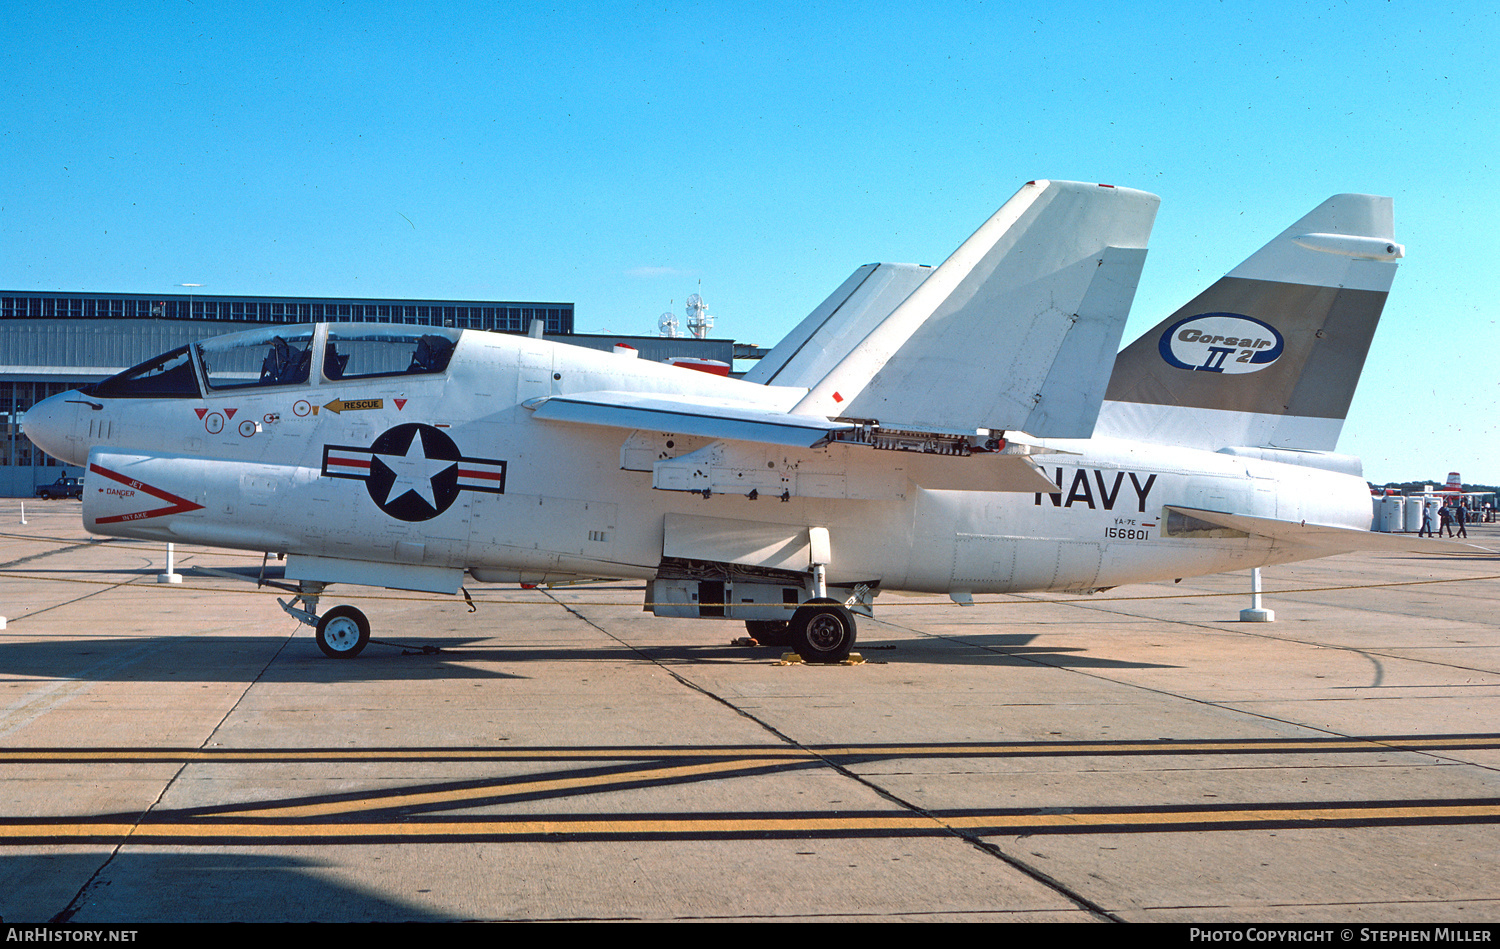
xmin=527 ymin=392 xmax=854 ymax=448
xmin=1166 ymin=506 xmax=1493 ymax=556
xmin=794 ymin=180 xmax=1159 ymax=437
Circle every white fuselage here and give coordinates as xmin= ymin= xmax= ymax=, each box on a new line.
xmin=27 ymin=327 xmax=1373 ymax=599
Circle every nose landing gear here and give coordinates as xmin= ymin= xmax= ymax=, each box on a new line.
xmin=278 ymin=584 xmax=371 ymax=659
xmin=315 ymin=605 xmax=371 ymax=659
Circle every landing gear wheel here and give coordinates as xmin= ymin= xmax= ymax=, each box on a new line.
xmin=790 ymin=598 xmax=856 ymax=664
xmin=745 ymin=620 xmax=793 ymax=647
xmin=316 ymin=606 xmax=370 ymax=659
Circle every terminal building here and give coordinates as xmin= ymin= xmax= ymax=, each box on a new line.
xmin=0 ymin=291 xmax=735 ymax=496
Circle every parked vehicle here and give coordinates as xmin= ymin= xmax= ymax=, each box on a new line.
xmin=35 ymin=475 xmax=84 ymax=500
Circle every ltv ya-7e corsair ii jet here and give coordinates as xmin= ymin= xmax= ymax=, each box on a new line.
xmin=25 ymin=180 xmax=1433 ymax=662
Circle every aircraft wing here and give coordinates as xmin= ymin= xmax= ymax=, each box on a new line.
xmin=527 ymin=391 xmax=856 ymax=448
xmin=1166 ymin=506 xmax=1495 ymax=555
xmin=528 ymin=390 xmax=1061 ymax=495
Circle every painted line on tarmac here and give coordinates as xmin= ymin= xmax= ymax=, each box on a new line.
xmin=4 ymin=735 xmax=1500 ymax=845
xmin=3 ymin=798 xmax=1499 ymax=845
xmin=3 ymin=732 xmax=1498 ymax=764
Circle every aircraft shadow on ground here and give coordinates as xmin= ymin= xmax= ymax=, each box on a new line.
xmin=806 ymin=625 xmax=1181 ymax=671
xmin=0 ymin=631 xmax=1178 ymax=680
xmin=0 ymin=852 xmax=451 ymax=924
xmin=630 ymin=632 xmax=1182 ymax=671
xmin=0 ymin=637 xmax=528 ymax=683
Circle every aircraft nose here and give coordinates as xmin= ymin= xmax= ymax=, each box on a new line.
xmin=23 ymin=391 xmax=90 ymax=467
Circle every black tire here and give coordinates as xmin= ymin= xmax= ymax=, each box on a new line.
xmin=745 ymin=619 xmax=794 ymax=647
xmin=315 ymin=605 xmax=370 ymax=659
xmin=790 ymin=598 xmax=856 ymax=664
xmin=38 ymin=491 xmax=52 ymax=500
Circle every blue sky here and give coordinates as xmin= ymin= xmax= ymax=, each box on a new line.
xmin=3 ymin=1 xmax=1496 ymax=484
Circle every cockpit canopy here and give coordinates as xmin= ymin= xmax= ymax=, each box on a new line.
xmin=90 ymin=346 xmax=199 ymax=399
xmin=88 ymin=324 xmax=460 ymax=398
xmin=199 ymin=328 xmax=317 ymax=390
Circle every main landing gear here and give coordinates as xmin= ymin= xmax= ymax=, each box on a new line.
xmin=746 ymin=598 xmax=857 ymax=664
xmin=744 ymin=620 xmax=793 ymax=647
xmin=278 ymin=585 xmax=371 ymax=659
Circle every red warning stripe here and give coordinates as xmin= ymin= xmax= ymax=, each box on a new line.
xmin=88 ymin=463 xmax=206 ymax=525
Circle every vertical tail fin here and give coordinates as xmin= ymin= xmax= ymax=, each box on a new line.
xmin=791 ymin=180 xmax=1160 ymax=438
xmin=744 ymin=263 xmax=932 ymax=387
xmin=1096 ymin=193 xmax=1404 ymax=451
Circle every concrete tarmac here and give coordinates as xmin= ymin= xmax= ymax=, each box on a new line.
xmin=1 ymin=498 xmax=1498 ymax=923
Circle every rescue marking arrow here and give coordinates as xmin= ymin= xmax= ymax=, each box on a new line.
xmin=323 ymin=398 xmax=384 ymax=415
